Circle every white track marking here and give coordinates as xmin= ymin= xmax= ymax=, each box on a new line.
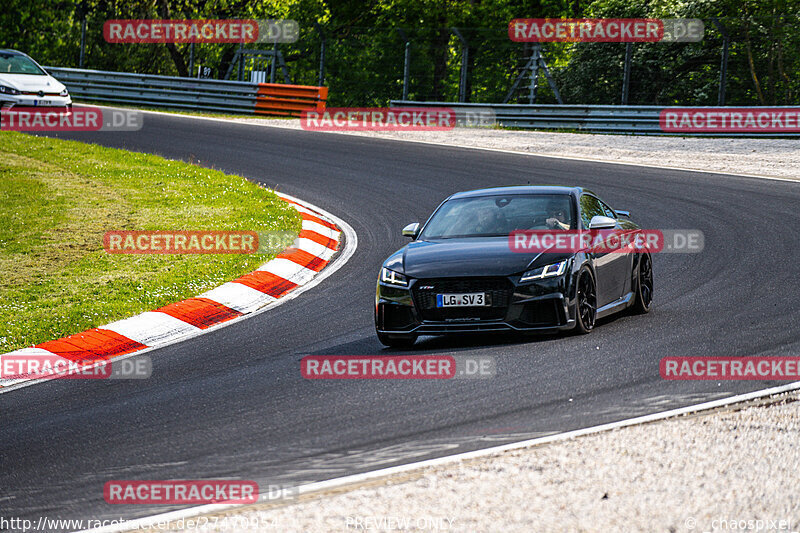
xmin=103 ymin=312 xmax=201 ymax=346
xmin=258 ymin=258 xmax=319 ymax=285
xmin=76 ymin=381 xmax=800 ymax=533
xmin=301 ymin=219 xmax=340 ymax=239
xmin=200 ymin=282 xmax=278 ymax=314
xmin=294 ymin=237 xmax=338 ymax=259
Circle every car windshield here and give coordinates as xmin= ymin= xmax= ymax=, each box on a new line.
xmin=0 ymin=53 xmax=46 ymax=75
xmin=419 ymin=194 xmax=575 ymax=239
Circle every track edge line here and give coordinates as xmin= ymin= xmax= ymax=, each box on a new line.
xmin=75 ymin=380 xmax=800 ymax=533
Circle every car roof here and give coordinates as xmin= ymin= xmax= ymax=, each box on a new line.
xmin=448 ymin=185 xmax=593 ymax=200
xmin=0 ymin=49 xmax=25 ymax=55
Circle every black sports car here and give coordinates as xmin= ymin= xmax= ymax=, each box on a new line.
xmin=375 ymin=186 xmax=653 ymax=347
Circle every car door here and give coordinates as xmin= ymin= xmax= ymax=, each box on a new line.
xmin=597 ymin=197 xmax=632 ymax=301
xmin=579 ymin=194 xmax=626 ymax=307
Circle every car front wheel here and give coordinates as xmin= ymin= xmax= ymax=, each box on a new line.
xmin=630 ymin=253 xmax=653 ymax=314
xmin=574 ymin=268 xmax=597 ymax=334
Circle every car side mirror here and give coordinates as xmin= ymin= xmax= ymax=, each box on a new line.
xmin=615 ymin=210 xmax=631 ymax=218
xmin=588 ymin=215 xmax=616 ymax=229
xmin=402 ymin=222 xmax=420 ymax=239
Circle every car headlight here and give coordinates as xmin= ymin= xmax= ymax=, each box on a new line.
xmin=520 ymin=259 xmax=568 ymax=282
xmin=59 ymin=88 xmax=69 ymax=97
xmin=380 ymin=267 xmax=408 ymax=287
xmin=0 ymin=85 xmax=20 ymax=95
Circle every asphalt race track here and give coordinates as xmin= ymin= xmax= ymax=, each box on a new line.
xmin=3 ymin=112 xmax=800 ymax=526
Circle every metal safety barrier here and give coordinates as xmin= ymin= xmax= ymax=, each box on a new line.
xmin=390 ymin=101 xmax=800 ymax=136
xmin=46 ymin=67 xmax=327 ymax=117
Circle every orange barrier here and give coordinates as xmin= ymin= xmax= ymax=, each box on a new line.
xmin=254 ymin=83 xmax=327 ymax=117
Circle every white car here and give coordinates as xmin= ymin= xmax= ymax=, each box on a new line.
xmin=0 ymin=49 xmax=71 ymax=111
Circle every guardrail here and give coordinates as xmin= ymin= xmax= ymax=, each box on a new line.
xmin=46 ymin=67 xmax=327 ymax=117
xmin=390 ymin=101 xmax=800 ymax=136
xmin=254 ymin=84 xmax=327 ymax=117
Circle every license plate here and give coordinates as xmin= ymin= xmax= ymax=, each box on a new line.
xmin=436 ymin=293 xmax=488 ymax=307
xmin=33 ymin=100 xmax=52 ymax=106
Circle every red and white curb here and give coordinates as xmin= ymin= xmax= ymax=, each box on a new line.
xmin=0 ymin=192 xmax=356 ymax=394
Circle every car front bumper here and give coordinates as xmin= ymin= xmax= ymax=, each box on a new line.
xmin=376 ymin=275 xmax=577 ymax=335
xmin=1 ymin=95 xmax=72 ymax=110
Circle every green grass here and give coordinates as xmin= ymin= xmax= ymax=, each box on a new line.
xmin=0 ymin=131 xmax=301 ymax=352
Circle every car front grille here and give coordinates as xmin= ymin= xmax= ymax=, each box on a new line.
xmin=412 ymin=277 xmax=513 ymax=321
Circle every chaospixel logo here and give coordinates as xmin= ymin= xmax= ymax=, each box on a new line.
xmin=0 ymin=107 xmax=142 ymax=131
xmin=104 ymin=231 xmax=259 ymax=254
xmin=300 ymin=108 xmax=456 ymax=131
xmin=660 ymin=108 xmax=800 ymax=133
xmin=103 ymin=19 xmax=299 ymax=43
xmin=660 ymin=357 xmax=800 ymax=380
xmin=104 ymin=480 xmax=258 ymax=504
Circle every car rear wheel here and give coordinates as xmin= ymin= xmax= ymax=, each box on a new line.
xmin=377 ymin=331 xmax=418 ymax=348
xmin=630 ymin=253 xmax=653 ymax=314
xmin=574 ymin=269 xmax=596 ymax=334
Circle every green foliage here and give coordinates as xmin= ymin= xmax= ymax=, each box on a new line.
xmin=556 ymin=0 xmax=800 ymax=104
xmin=1 ymin=0 xmax=797 ymax=105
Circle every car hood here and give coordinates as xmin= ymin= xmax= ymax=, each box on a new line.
xmin=400 ymin=237 xmax=572 ymax=278
xmin=0 ymin=73 xmax=65 ymax=93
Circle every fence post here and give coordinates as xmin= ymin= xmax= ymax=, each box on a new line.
xmin=78 ymin=0 xmax=87 ymax=68
xmin=237 ymin=43 xmax=244 ymax=81
xmin=188 ymin=43 xmax=195 ymax=77
xmin=403 ymin=42 xmax=411 ymax=100
xmin=314 ymin=22 xmax=326 ymax=87
xmin=528 ymin=45 xmax=541 ymax=104
xmin=397 ymin=29 xmax=411 ymax=100
xmin=270 ymin=42 xmax=278 ymax=83
xmin=451 ymin=27 xmax=469 ymax=103
xmin=711 ymin=17 xmax=730 ymax=106
xmin=621 ymin=42 xmax=632 ymax=105
xmin=319 ymin=39 xmax=326 ymax=86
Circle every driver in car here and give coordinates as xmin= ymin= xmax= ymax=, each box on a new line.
xmin=472 ymin=206 xmax=506 ymax=235
xmin=545 ymin=204 xmax=570 ymax=230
